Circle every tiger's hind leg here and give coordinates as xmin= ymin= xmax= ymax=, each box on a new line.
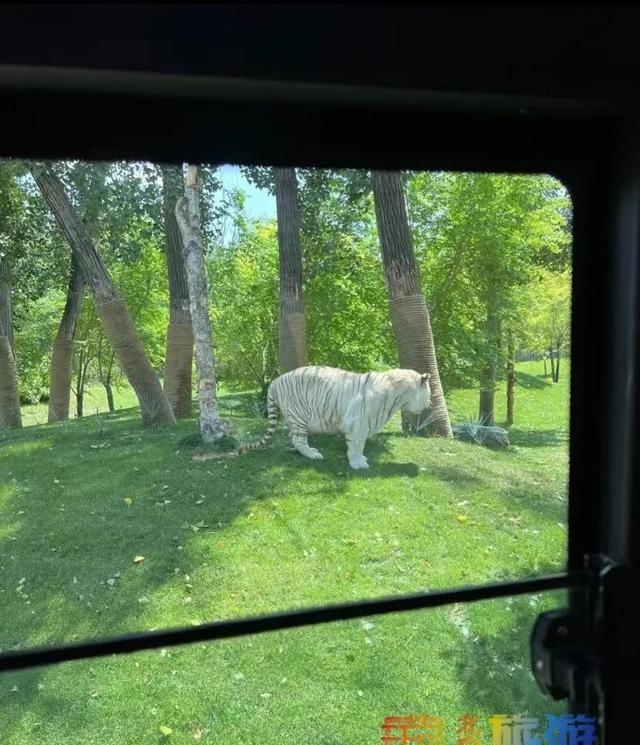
xmin=290 ymin=429 xmax=324 ymax=460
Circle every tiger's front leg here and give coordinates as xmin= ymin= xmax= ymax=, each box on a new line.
xmin=345 ymin=428 xmax=370 ymax=470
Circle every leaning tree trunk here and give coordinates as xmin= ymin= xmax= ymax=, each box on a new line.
xmin=30 ymin=164 xmax=175 ymax=427
xmin=175 ymin=165 xmax=226 ymax=443
xmin=274 ymin=167 xmax=306 ymax=372
xmin=371 ymin=170 xmax=452 ymax=437
xmin=161 ymin=165 xmax=194 ymax=418
xmin=48 ymin=254 xmax=85 ymax=422
xmin=0 ymin=253 xmax=21 ymax=429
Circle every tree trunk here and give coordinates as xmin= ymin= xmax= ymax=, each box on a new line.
xmin=548 ymin=348 xmax=556 ymax=381
xmin=0 ymin=250 xmax=14 ymax=353
xmin=0 ymin=337 xmax=22 ymax=429
xmin=554 ymin=347 xmax=561 ymax=382
xmin=161 ymin=165 xmax=194 ymax=418
xmin=175 ymin=165 xmax=226 ymax=443
xmin=479 ymin=306 xmax=500 ymax=426
xmin=75 ymin=349 xmax=87 ymax=418
xmin=274 ymin=167 xmax=306 ymax=372
xmin=506 ymin=330 xmax=515 ymax=427
xmin=543 ymin=355 xmax=547 ymax=376
xmin=30 ymin=164 xmax=175 ymax=427
xmin=48 ymin=254 xmax=85 ymax=422
xmin=105 ymin=380 xmax=115 ymax=413
xmin=371 ymin=170 xmax=452 ymax=437
xmin=0 ymin=253 xmax=21 ymax=429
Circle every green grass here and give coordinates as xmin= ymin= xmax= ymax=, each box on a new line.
xmin=1 ymin=361 xmax=569 ymax=744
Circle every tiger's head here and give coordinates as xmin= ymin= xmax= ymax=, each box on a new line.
xmin=402 ymin=371 xmax=432 ymax=414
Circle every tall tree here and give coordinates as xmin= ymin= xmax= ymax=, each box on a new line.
xmin=371 ymin=170 xmax=452 ymax=437
xmin=30 ymin=164 xmax=175 ymax=426
xmin=175 ymin=165 xmax=226 ymax=443
xmin=48 ymin=255 xmax=84 ymax=422
xmin=161 ymin=165 xmax=193 ymax=418
xmin=274 ymin=167 xmax=306 ymax=372
xmin=0 ymin=252 xmax=22 ymax=429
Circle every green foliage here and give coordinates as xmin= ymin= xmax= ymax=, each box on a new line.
xmin=14 ymin=290 xmax=65 ymax=403
xmin=520 ymin=269 xmax=571 ymax=357
xmin=73 ymin=235 xmax=169 ymax=395
xmin=209 ymin=219 xmax=279 ymax=390
xmin=407 ymin=172 xmax=571 ymax=388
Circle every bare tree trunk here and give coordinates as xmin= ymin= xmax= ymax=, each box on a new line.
xmin=75 ymin=348 xmax=88 ymax=419
xmin=105 ymin=380 xmax=115 ymax=413
xmin=548 ymin=347 xmax=556 ymax=381
xmin=48 ymin=254 xmax=85 ymax=422
xmin=479 ymin=306 xmax=500 ymax=426
xmin=0 ymin=250 xmax=13 ymax=352
xmin=175 ymin=165 xmax=226 ymax=443
xmin=506 ymin=330 xmax=515 ymax=427
xmin=274 ymin=167 xmax=306 ymax=372
xmin=0 ymin=337 xmax=22 ymax=428
xmin=102 ymin=351 xmax=116 ymax=413
xmin=161 ymin=165 xmax=193 ymax=418
xmin=554 ymin=346 xmax=561 ymax=382
xmin=30 ymin=164 xmax=175 ymax=427
xmin=371 ymin=170 xmax=452 ymax=437
xmin=0 ymin=253 xmax=21 ymax=429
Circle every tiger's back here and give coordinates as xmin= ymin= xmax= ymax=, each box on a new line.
xmin=270 ymin=366 xmax=363 ymax=435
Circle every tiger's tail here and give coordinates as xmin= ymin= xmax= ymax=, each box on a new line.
xmin=192 ymin=387 xmax=279 ymax=463
xmin=239 ymin=387 xmax=279 ymax=453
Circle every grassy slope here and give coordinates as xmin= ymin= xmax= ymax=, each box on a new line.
xmin=1 ymin=361 xmax=568 ymax=745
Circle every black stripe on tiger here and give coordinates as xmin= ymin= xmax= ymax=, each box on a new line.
xmin=238 ymin=395 xmax=280 ymax=453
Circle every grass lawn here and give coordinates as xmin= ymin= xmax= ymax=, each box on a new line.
xmin=1 ymin=360 xmax=569 ymax=744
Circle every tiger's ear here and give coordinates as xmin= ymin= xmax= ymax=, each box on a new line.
xmin=420 ymin=373 xmax=431 ymax=385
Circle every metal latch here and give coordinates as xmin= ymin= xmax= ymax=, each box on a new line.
xmin=530 ymin=555 xmax=619 ymax=705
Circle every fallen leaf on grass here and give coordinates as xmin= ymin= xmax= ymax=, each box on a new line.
xmin=133 ymin=555 xmax=145 ymax=564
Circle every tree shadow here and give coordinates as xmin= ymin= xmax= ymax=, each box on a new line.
xmin=509 ymin=429 xmax=568 ymax=448
xmin=514 ymin=372 xmax=553 ymax=390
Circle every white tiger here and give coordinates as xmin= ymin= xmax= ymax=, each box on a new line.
xmin=195 ymin=366 xmax=431 ymax=469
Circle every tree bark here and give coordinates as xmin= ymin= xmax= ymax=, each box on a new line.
xmin=161 ymin=165 xmax=194 ymax=418
xmin=0 ymin=253 xmax=21 ymax=429
xmin=48 ymin=254 xmax=85 ymax=422
xmin=0 ymin=250 xmax=13 ymax=353
xmin=175 ymin=165 xmax=226 ymax=443
xmin=274 ymin=167 xmax=306 ymax=372
xmin=105 ymin=380 xmax=115 ymax=413
xmin=548 ymin=347 xmax=556 ymax=381
xmin=30 ymin=164 xmax=175 ymax=427
xmin=506 ymin=330 xmax=515 ymax=427
xmin=371 ymin=170 xmax=452 ymax=437
xmin=554 ymin=346 xmax=561 ymax=382
xmin=479 ymin=305 xmax=500 ymax=426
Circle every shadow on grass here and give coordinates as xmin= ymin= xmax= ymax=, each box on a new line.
xmin=509 ymin=429 xmax=568 ymax=448
xmin=514 ymin=371 xmax=553 ymax=390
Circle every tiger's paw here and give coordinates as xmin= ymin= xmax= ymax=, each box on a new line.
xmin=307 ymin=448 xmax=324 ymax=460
xmin=349 ymin=455 xmax=369 ymax=470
